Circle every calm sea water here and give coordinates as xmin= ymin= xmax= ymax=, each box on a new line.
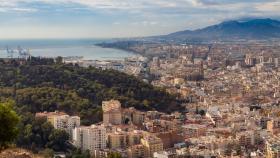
xmin=0 ymin=39 xmax=134 ymax=60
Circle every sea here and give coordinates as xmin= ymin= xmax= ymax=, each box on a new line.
xmin=0 ymin=39 xmax=135 ymax=60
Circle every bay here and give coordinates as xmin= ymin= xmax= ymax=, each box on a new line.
xmin=0 ymin=39 xmax=134 ymax=60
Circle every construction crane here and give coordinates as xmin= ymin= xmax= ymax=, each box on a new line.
xmin=18 ymin=46 xmax=31 ymax=59
xmin=6 ymin=46 xmax=31 ymax=59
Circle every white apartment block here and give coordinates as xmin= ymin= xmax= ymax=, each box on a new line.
xmin=53 ymin=115 xmax=80 ymax=137
xmin=73 ymin=125 xmax=107 ymax=153
xmin=35 ymin=111 xmax=80 ymax=138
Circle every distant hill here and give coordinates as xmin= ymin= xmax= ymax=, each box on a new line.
xmin=163 ymin=18 xmax=280 ymax=41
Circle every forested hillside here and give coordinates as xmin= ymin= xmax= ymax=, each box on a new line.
xmin=0 ymin=58 xmax=180 ymax=125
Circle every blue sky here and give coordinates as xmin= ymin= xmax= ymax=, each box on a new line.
xmin=0 ymin=0 xmax=279 ymax=39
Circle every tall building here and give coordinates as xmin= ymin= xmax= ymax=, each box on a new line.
xmin=259 ymin=55 xmax=265 ymax=63
xmin=141 ymin=135 xmax=164 ymax=158
xmin=275 ymin=58 xmax=279 ymax=68
xmin=73 ymin=125 xmax=106 ymax=153
xmin=267 ymin=119 xmax=280 ymax=134
xmin=102 ymin=100 xmax=122 ymax=125
xmin=245 ymin=54 xmax=256 ymax=66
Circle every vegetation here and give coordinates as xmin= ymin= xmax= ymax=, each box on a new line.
xmin=0 ymin=58 xmax=180 ymax=124
xmin=69 ymin=149 xmax=91 ymax=158
xmin=107 ymin=152 xmax=123 ymax=158
xmin=16 ymin=113 xmax=72 ymax=153
xmin=0 ymin=101 xmax=20 ymax=150
xmin=0 ymin=57 xmax=181 ymax=156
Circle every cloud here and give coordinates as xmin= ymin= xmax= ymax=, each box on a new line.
xmin=255 ymin=1 xmax=280 ymax=12
xmin=0 ymin=7 xmax=37 ymax=13
xmin=113 ymin=22 xmax=121 ymax=25
xmin=131 ymin=21 xmax=159 ymax=26
xmin=0 ymin=0 xmax=280 ymax=38
xmin=0 ymin=0 xmax=178 ymax=10
xmin=0 ymin=0 xmax=279 ymax=14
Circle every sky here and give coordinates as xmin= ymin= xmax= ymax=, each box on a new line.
xmin=0 ymin=0 xmax=280 ymax=39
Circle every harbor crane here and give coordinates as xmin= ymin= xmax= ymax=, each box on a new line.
xmin=6 ymin=46 xmax=31 ymax=59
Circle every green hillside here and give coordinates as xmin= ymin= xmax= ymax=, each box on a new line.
xmin=0 ymin=58 xmax=180 ymax=124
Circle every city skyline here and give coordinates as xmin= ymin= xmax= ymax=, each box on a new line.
xmin=0 ymin=0 xmax=280 ymax=39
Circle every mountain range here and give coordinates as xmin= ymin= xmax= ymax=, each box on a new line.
xmin=161 ymin=18 xmax=280 ymax=41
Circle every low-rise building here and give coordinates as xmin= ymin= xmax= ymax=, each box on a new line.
xmin=127 ymin=144 xmax=145 ymax=158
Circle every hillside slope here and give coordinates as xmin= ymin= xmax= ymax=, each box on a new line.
xmin=0 ymin=58 xmax=180 ymax=124
xmin=164 ymin=18 xmax=280 ymax=41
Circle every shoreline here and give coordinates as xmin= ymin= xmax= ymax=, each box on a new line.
xmin=0 ymin=44 xmax=136 ymax=61
xmin=94 ymin=43 xmax=143 ymax=56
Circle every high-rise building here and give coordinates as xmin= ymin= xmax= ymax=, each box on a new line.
xmin=245 ymin=54 xmax=256 ymax=66
xmin=73 ymin=125 xmax=106 ymax=153
xmin=275 ymin=58 xmax=279 ymax=68
xmin=267 ymin=119 xmax=280 ymax=134
xmin=259 ymin=55 xmax=265 ymax=63
xmin=102 ymin=100 xmax=122 ymax=125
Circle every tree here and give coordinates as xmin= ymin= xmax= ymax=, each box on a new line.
xmin=47 ymin=129 xmax=70 ymax=152
xmin=107 ymin=152 xmax=122 ymax=158
xmin=39 ymin=148 xmax=54 ymax=158
xmin=69 ymin=149 xmax=90 ymax=158
xmin=56 ymin=56 xmax=63 ymax=64
xmin=199 ymin=110 xmax=206 ymax=116
xmin=0 ymin=101 xmax=20 ymax=149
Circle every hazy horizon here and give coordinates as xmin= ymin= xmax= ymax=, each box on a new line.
xmin=0 ymin=0 xmax=280 ymax=39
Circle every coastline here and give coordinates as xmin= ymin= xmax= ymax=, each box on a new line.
xmin=0 ymin=42 xmax=136 ymax=61
xmin=94 ymin=43 xmax=144 ymax=56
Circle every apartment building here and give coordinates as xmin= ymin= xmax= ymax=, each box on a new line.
xmin=73 ymin=125 xmax=106 ymax=153
xmin=102 ymin=100 xmax=122 ymax=125
xmin=35 ymin=111 xmax=80 ymax=137
xmin=141 ymin=135 xmax=164 ymax=158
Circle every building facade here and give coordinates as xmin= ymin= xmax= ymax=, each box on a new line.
xmin=102 ymin=100 xmax=122 ymax=125
xmin=73 ymin=125 xmax=107 ymax=153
